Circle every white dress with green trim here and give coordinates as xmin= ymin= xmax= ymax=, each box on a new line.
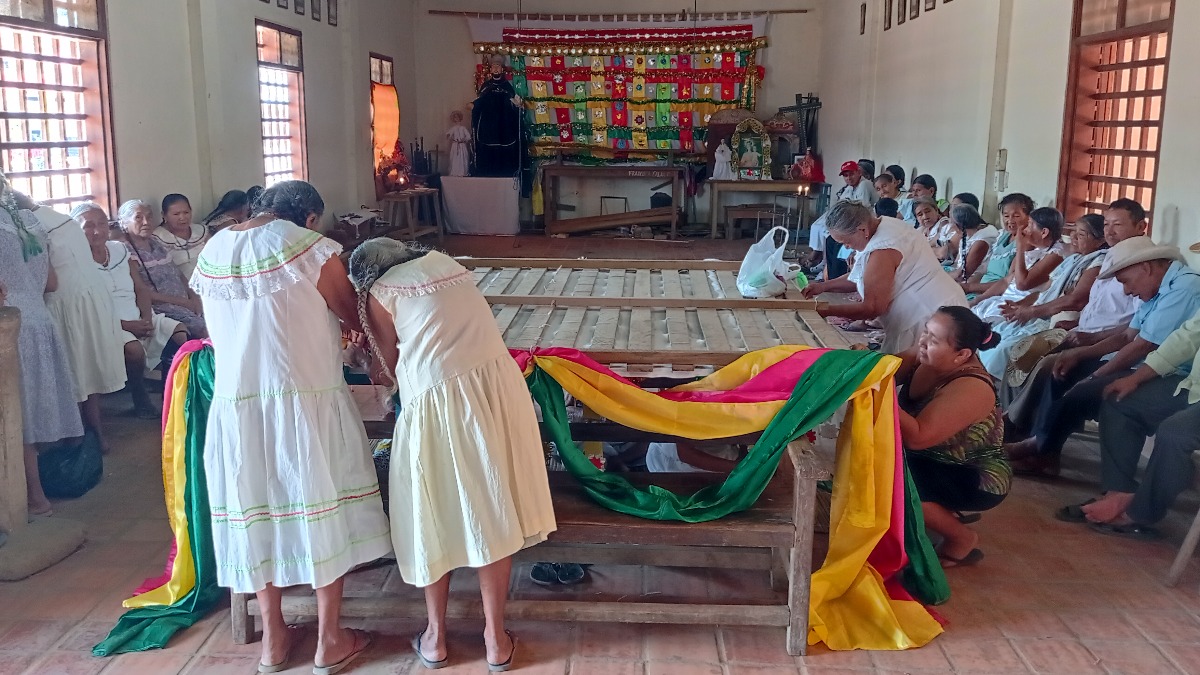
xmin=191 ymin=220 xmax=392 ymax=593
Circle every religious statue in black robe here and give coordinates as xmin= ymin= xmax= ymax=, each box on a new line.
xmin=471 ymin=59 xmax=525 ymax=178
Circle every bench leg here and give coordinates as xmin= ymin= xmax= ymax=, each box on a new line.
xmin=231 ymin=592 xmax=256 ymax=644
xmin=770 ymin=547 xmax=788 ymax=592
xmin=786 ymin=477 xmax=817 ymax=656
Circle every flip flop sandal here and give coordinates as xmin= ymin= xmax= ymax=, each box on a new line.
xmin=939 ymin=548 xmax=984 ymax=568
xmin=488 ymin=630 xmax=517 ymax=673
xmin=410 ymin=632 xmax=448 ymax=670
xmin=955 ymin=512 xmax=982 ymax=525
xmin=1055 ymin=499 xmax=1098 ymax=523
xmin=530 ymin=562 xmax=559 ymax=586
xmin=259 ymin=625 xmax=307 ymax=673
xmin=313 ymin=629 xmax=372 ymax=675
xmin=1088 ymin=521 xmax=1160 ymax=541
xmin=555 ymin=563 xmax=587 ymax=585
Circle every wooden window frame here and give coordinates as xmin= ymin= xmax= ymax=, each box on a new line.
xmin=0 ymin=2 xmax=117 ymax=212
xmin=1057 ymin=0 xmax=1175 ymax=227
xmin=255 ymin=20 xmax=307 ymax=186
xmin=369 ymin=52 xmax=393 ymax=86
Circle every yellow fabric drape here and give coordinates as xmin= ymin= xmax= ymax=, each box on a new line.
xmin=123 ymin=358 xmax=195 ymax=608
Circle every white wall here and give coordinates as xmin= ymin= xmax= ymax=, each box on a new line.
xmin=818 ymin=0 xmax=1199 ymax=260
xmin=105 ymin=0 xmax=417 ymax=225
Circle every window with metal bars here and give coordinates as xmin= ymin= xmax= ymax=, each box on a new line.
xmin=1058 ymin=0 xmax=1174 ymax=227
xmin=255 ymin=21 xmax=306 ymax=186
xmin=0 ymin=1 xmax=113 ymax=211
xmin=369 ymin=53 xmax=392 ymax=86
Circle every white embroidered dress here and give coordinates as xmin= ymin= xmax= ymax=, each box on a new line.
xmin=154 ymin=223 xmax=209 ymax=279
xmin=370 ymin=252 xmax=556 ymax=587
xmin=191 ymin=220 xmax=391 ymax=593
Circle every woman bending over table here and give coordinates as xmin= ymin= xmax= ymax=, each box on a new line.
xmin=352 ymin=238 xmax=556 ymax=672
xmin=191 ymin=181 xmax=391 ymax=674
xmin=118 ymin=199 xmax=207 ymax=338
xmin=896 ymin=306 xmax=1011 ymax=567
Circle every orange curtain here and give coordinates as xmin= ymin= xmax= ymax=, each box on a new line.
xmin=371 ymin=82 xmax=401 ymax=198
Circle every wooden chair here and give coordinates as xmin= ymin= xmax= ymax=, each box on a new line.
xmin=1165 ymin=453 xmax=1200 ymax=592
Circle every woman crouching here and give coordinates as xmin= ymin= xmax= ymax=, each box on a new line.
xmin=896 ymin=306 xmax=1011 ymax=567
xmin=350 ymin=239 xmax=556 ymax=671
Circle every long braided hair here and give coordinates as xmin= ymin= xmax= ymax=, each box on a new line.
xmin=346 ymin=238 xmax=431 ymax=388
xmin=0 ymin=169 xmax=43 ymax=261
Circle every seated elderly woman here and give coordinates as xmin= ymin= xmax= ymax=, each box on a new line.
xmin=116 ymin=199 xmax=207 ymax=338
xmin=948 ymin=204 xmax=999 ymax=282
xmin=970 ymin=206 xmax=1066 ymax=323
xmin=979 ymin=213 xmax=1108 ymax=380
xmin=897 ymin=306 xmax=1011 ymax=567
xmin=352 ymin=238 xmax=555 ymax=670
xmin=802 ymin=201 xmax=968 ymax=353
xmin=76 ymin=203 xmax=189 ymax=417
xmin=153 ymin=193 xmax=208 ymax=278
xmin=960 ymin=193 xmax=1031 ymax=297
xmin=202 ymin=190 xmax=251 ymax=234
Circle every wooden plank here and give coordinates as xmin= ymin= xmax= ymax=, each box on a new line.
xmin=492 ymin=306 xmax=521 ymax=342
xmin=591 ymin=270 xmax=625 ymax=350
xmin=797 ymin=310 xmax=851 ymax=349
xmin=480 ymin=267 xmax=518 ymax=295
xmin=750 ymin=309 xmax=783 ymax=349
xmin=270 ymin=596 xmax=791 ymax=627
xmin=540 ymin=266 xmax=571 ymax=297
xmin=509 ymin=268 xmax=545 ymax=296
xmin=714 ymin=270 xmax=741 ymax=301
xmin=688 ymin=270 xmax=715 ymax=299
xmin=734 ymin=310 xmax=768 ymax=351
xmin=571 ymin=268 xmax=600 ymax=296
xmin=695 ymin=309 xmax=733 ymax=353
xmin=481 ymin=295 xmax=821 ymax=310
xmin=629 ymin=270 xmax=654 ymax=352
xmin=554 ymin=307 xmax=587 ymax=348
xmin=765 ymin=310 xmax=812 ymax=347
xmin=546 ymin=207 xmax=676 ymax=235
xmin=661 ymin=269 xmax=684 ymax=299
xmin=512 ymin=543 xmax=773 ymax=569
xmin=457 ymin=258 xmax=743 ymax=272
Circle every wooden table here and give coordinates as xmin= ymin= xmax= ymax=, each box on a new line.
xmin=379 ymin=188 xmax=444 ymax=242
xmin=707 ymin=180 xmax=817 ymax=239
xmin=542 ymin=163 xmax=686 ymax=238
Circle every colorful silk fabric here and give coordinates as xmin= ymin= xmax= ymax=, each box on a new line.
xmin=518 ymin=346 xmax=945 ymax=650
xmin=94 ymin=342 xmax=223 ymax=656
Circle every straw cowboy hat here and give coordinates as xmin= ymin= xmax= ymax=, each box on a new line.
xmin=1005 ymin=329 xmax=1069 ymax=388
xmin=1191 ymin=240 xmax=1200 ymax=254
xmin=1098 ymin=236 xmax=1186 ymax=280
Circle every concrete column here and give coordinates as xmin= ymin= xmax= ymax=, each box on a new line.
xmin=0 ymin=307 xmax=26 ymax=535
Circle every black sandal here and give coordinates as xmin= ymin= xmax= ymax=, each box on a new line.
xmin=1055 ymin=498 xmax=1098 ymax=523
xmin=1088 ymin=521 xmax=1160 ymax=540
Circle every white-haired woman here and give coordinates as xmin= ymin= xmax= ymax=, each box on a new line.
xmin=191 ymin=181 xmax=390 ymax=674
xmin=20 ymin=196 xmax=124 ymax=453
xmin=802 ymin=201 xmax=969 ymax=353
xmin=117 ymin=199 xmax=207 ymax=338
xmin=77 ymin=203 xmax=188 ymax=417
xmin=350 ymin=238 xmax=555 ymax=671
xmin=0 ymin=170 xmax=83 ymax=516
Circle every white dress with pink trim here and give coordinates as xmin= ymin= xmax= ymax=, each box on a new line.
xmin=190 ymin=220 xmax=392 ymax=593
xmin=371 ymin=252 xmax=556 ymax=587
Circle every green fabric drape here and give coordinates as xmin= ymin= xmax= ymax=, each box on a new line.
xmin=899 ymin=459 xmax=951 ymax=606
xmin=94 ymin=349 xmax=223 ymax=656
xmin=528 ymin=349 xmax=884 ymax=522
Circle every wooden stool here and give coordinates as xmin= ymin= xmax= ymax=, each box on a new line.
xmin=380 ymin=188 xmax=444 ymax=242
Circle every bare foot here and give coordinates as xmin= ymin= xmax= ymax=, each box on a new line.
xmin=937 ymin=528 xmax=980 ymax=566
xmin=485 ymin=629 xmax=515 ymax=666
xmin=28 ymin=499 xmax=53 ymax=516
xmin=315 ymin=628 xmax=370 ymax=670
xmin=1082 ymin=492 xmax=1134 ymax=523
xmin=1002 ymin=438 xmax=1039 ymax=461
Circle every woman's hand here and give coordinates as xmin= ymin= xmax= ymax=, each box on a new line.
xmin=801 ymin=281 xmax=825 ymax=299
xmin=121 ymin=318 xmax=154 ymax=338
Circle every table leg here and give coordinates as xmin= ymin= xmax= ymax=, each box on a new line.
xmin=709 ymin=184 xmax=720 ymax=239
xmin=405 ymin=199 xmax=417 ymax=239
xmin=786 ymin=476 xmax=816 ymax=656
xmin=432 ymin=191 xmax=445 ymax=242
xmin=231 ymin=592 xmax=255 ymax=644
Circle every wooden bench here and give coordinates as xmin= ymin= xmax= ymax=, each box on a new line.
xmin=228 ymin=442 xmax=826 ymax=656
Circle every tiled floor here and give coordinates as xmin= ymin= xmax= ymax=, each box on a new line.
xmin=2 ymin=235 xmax=1199 ymax=675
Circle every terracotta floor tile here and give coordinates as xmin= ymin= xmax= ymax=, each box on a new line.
xmin=1058 ymin=612 xmax=1144 ymax=642
xmin=200 ymin=618 xmax=265 ymax=657
xmin=181 ymin=654 xmax=264 ymax=675
xmin=162 ymin=610 xmax=227 ymax=654
xmin=116 ymin=518 xmax=172 ymax=543
xmin=727 ymin=665 xmax=802 ymax=675
xmin=987 ymin=608 xmax=1074 ymax=640
xmin=795 ymin=643 xmax=874 ymax=669
xmin=643 ymin=625 xmax=720 ymax=663
xmin=719 ymin=627 xmax=794 ymax=666
xmin=23 ymin=650 xmax=108 ymax=675
xmin=0 ymin=652 xmax=39 ymax=675
xmin=1158 ymin=643 xmax=1200 ymax=674
xmin=98 ymin=651 xmax=194 ymax=675
xmin=57 ymin=620 xmax=123 ymax=653
xmin=1125 ymin=610 xmax=1200 ymax=644
xmin=940 ymin=639 xmax=1030 ymax=673
xmin=868 ymin=643 xmax=952 ymax=672
xmin=575 ymin=623 xmax=645 ymax=661
xmin=1011 ymin=638 xmax=1105 ymax=674
xmin=1081 ymin=640 xmax=1182 ymax=675
xmin=569 ymin=658 xmax=643 ymax=675
xmin=645 ymin=662 xmax=722 ymax=675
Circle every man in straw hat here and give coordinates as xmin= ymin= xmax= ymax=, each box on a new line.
xmin=1056 ymin=308 xmax=1200 ymax=538
xmin=1000 ymin=199 xmax=1148 ymax=420
xmin=1004 ymin=236 xmax=1200 ymax=476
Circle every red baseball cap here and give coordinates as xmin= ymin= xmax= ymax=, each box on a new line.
xmin=839 ymin=161 xmax=860 ymax=175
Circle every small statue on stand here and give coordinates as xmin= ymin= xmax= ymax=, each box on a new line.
xmin=711 ymin=139 xmax=736 ymax=181
xmin=446 ymin=110 xmax=472 ymax=177
xmin=790 ymin=146 xmax=825 ymax=183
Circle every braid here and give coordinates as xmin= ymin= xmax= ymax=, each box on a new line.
xmin=355 ymin=265 xmax=394 ymax=389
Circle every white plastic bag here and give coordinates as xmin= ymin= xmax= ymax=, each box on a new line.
xmin=736 ymin=226 xmax=793 ymax=298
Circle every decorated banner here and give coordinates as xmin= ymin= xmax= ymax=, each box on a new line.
xmin=99 ymin=343 xmax=946 ymax=654
xmin=472 ymin=22 xmax=766 ymax=162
